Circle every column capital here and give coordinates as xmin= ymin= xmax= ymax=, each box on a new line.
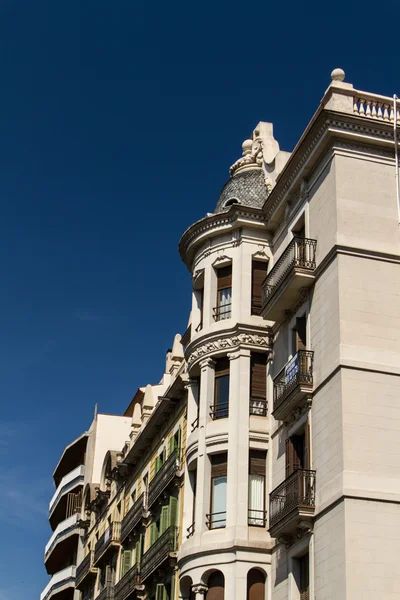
xmin=227 ymin=347 xmax=251 ymax=361
xmin=192 ymin=584 xmax=208 ymax=595
xmin=199 ymin=357 xmax=216 ymax=370
xmin=184 ymin=378 xmax=199 ymax=391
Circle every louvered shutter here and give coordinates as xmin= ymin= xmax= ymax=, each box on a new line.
xmin=249 ymin=450 xmax=266 ymax=476
xmin=296 ymin=316 xmax=307 ymax=351
xmin=304 ymin=421 xmax=310 ymax=470
xmin=135 ymin=537 xmax=142 ymax=566
xmin=169 ymin=434 xmax=176 ymax=455
xmin=285 ymin=437 xmax=302 ymax=476
xmin=121 ymin=550 xmax=132 ymax=577
xmin=150 ymin=522 xmax=158 ymax=545
xmin=250 ymin=353 xmax=267 ymax=399
xmin=169 ymin=496 xmax=178 ymax=528
xmin=216 ymin=265 xmax=232 ymax=290
xmin=155 ymin=584 xmax=166 ymax=600
xmin=211 ymin=453 xmax=228 ymax=478
xmin=160 ymin=505 xmax=169 ymax=534
xmin=251 ymin=260 xmax=268 ymax=315
xmin=299 ymin=554 xmax=309 ymax=600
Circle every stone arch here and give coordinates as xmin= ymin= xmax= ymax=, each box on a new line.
xmin=179 ymin=575 xmax=193 ymax=599
xmin=246 ymin=567 xmax=266 ymax=600
xmin=202 ymin=569 xmax=225 ymax=600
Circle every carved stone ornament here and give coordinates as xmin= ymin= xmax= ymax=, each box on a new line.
xmin=212 ymin=254 xmax=231 ymax=266
xmin=230 ymin=138 xmax=263 ymax=176
xmin=191 ymin=584 xmax=208 ymax=595
xmin=284 ymin=399 xmax=312 ymax=426
xmin=187 ymin=329 xmax=271 ymax=369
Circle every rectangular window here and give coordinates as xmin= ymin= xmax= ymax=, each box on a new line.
xmin=299 ymin=553 xmax=310 ymax=600
xmin=250 ymin=352 xmax=267 ymax=416
xmin=215 ymin=265 xmax=232 ymax=321
xmin=196 ymin=287 xmax=204 ymax=332
xmin=209 ymin=453 xmax=227 ymax=529
xmin=285 ymin=423 xmax=310 ymax=477
xmin=248 ymin=450 xmax=266 ymax=526
xmin=212 ymin=358 xmax=230 ymax=419
xmin=251 ymin=260 xmax=268 ymax=315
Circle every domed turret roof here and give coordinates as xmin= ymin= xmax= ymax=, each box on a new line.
xmin=214 ymin=168 xmax=269 ymax=213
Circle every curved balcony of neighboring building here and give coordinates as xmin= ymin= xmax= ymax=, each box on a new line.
xmin=44 ymin=514 xmax=83 ymax=575
xmin=53 ymin=432 xmax=88 ymax=488
xmin=40 ymin=566 xmax=76 ymax=600
xmin=49 ymin=464 xmax=85 ymax=530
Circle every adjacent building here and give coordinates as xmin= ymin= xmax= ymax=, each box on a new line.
xmin=42 ymin=69 xmax=400 ymax=600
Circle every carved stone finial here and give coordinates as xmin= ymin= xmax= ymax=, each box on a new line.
xmin=331 ymin=68 xmax=345 ymax=82
xmin=229 ymin=138 xmax=264 ymax=177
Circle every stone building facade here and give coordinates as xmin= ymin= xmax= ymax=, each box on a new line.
xmin=41 ymin=70 xmax=400 ymax=600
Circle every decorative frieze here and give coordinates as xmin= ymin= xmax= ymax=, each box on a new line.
xmin=186 ymin=325 xmax=272 ymax=369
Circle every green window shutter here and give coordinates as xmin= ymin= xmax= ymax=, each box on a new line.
xmin=150 ymin=522 xmax=158 ymax=545
xmin=160 ymin=505 xmax=169 ymax=535
xmin=170 ymin=573 xmax=175 ymax=600
xmin=121 ymin=550 xmax=132 ymax=577
xmin=169 ymin=435 xmax=176 ymax=455
xmin=135 ymin=537 xmax=142 ymax=566
xmin=155 ymin=456 xmax=161 ymax=474
xmin=176 ymin=427 xmax=181 ymax=452
xmin=169 ymin=496 xmax=178 ymax=528
xmin=155 ymin=584 xmax=166 ymax=600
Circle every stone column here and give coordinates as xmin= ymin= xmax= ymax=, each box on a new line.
xmin=182 ymin=379 xmax=199 ymax=538
xmin=193 ymin=358 xmax=215 ymax=538
xmin=226 ymin=348 xmax=251 ymax=538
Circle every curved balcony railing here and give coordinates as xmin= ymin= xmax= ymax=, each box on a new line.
xmin=140 ymin=526 xmax=178 ymax=581
xmin=248 ymin=509 xmax=267 ymax=527
xmin=269 ymin=469 xmax=316 ymax=530
xmin=40 ymin=566 xmax=76 ymax=600
xmin=114 ymin=564 xmax=139 ymax=600
xmin=148 ymin=448 xmax=180 ymax=509
xmin=49 ymin=465 xmax=85 ymax=513
xmin=206 ymin=511 xmax=226 ymax=529
xmin=209 ymin=402 xmax=229 ymax=420
xmin=120 ymin=493 xmax=146 ymax=542
xmin=94 ymin=522 xmax=121 ymax=565
xmin=273 ymin=351 xmax=314 ymax=416
xmin=44 ymin=514 xmax=80 ymax=562
xmin=76 ymin=551 xmax=97 ymax=589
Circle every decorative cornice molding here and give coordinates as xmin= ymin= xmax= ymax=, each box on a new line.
xmin=264 ymin=112 xmax=398 ymax=225
xmin=186 ymin=324 xmax=272 ymax=370
xmin=179 ymin=207 xmax=268 ymax=268
xmin=199 ymin=357 xmax=216 ymax=370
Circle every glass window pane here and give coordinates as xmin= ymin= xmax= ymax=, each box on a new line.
xmin=212 ymin=475 xmax=227 ymax=527
xmin=248 ymin=474 xmax=265 ymax=526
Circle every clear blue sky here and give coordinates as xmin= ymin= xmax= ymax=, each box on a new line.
xmin=0 ymin=1 xmax=398 ymax=598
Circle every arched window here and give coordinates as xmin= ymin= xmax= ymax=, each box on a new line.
xmin=224 ymin=198 xmax=240 ymax=208
xmin=206 ymin=571 xmax=225 ymax=600
xmin=247 ymin=569 xmax=265 ymax=600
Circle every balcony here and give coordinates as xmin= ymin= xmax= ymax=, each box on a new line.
xmin=49 ymin=465 xmax=85 ymax=515
xmin=213 ymin=303 xmax=232 ymax=321
xmin=75 ymin=551 xmax=97 ymax=590
xmin=40 ymin=566 xmax=76 ymax=600
xmin=269 ymin=469 xmax=316 ymax=538
xmin=248 ymin=509 xmax=267 ymax=527
xmin=209 ymin=402 xmax=229 ymax=420
xmin=140 ymin=526 xmax=178 ymax=581
xmin=94 ymin=522 xmax=121 ymax=566
xmin=44 ymin=514 xmax=82 ymax=575
xmin=273 ymin=351 xmax=314 ymax=421
xmin=261 ymin=237 xmax=317 ymax=322
xmin=148 ymin=448 xmax=181 ymax=509
xmin=97 ymin=584 xmax=115 ymax=600
xmin=120 ymin=493 xmax=146 ymax=543
xmin=114 ymin=564 xmax=139 ymax=600
xmin=249 ymin=397 xmax=268 ymax=417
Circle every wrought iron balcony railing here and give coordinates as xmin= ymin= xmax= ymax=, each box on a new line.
xmin=191 ymin=417 xmax=199 ymax=432
xmin=273 ymin=351 xmax=313 ymax=418
xmin=120 ymin=493 xmax=146 ymax=543
xmin=76 ymin=551 xmax=97 ymax=589
xmin=114 ymin=564 xmax=139 ymax=600
xmin=97 ymin=584 xmax=115 ymax=600
xmin=148 ymin=448 xmax=180 ymax=509
xmin=269 ymin=469 xmax=316 ymax=531
xmin=248 ymin=509 xmax=267 ymax=527
xmin=140 ymin=526 xmax=178 ymax=581
xmin=186 ymin=522 xmax=195 ymax=538
xmin=206 ymin=511 xmax=226 ymax=529
xmin=94 ymin=522 xmax=121 ymax=565
xmin=213 ymin=302 xmax=232 ymax=321
xmin=209 ymin=402 xmax=229 ymax=420
xmin=249 ymin=397 xmax=268 ymax=417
